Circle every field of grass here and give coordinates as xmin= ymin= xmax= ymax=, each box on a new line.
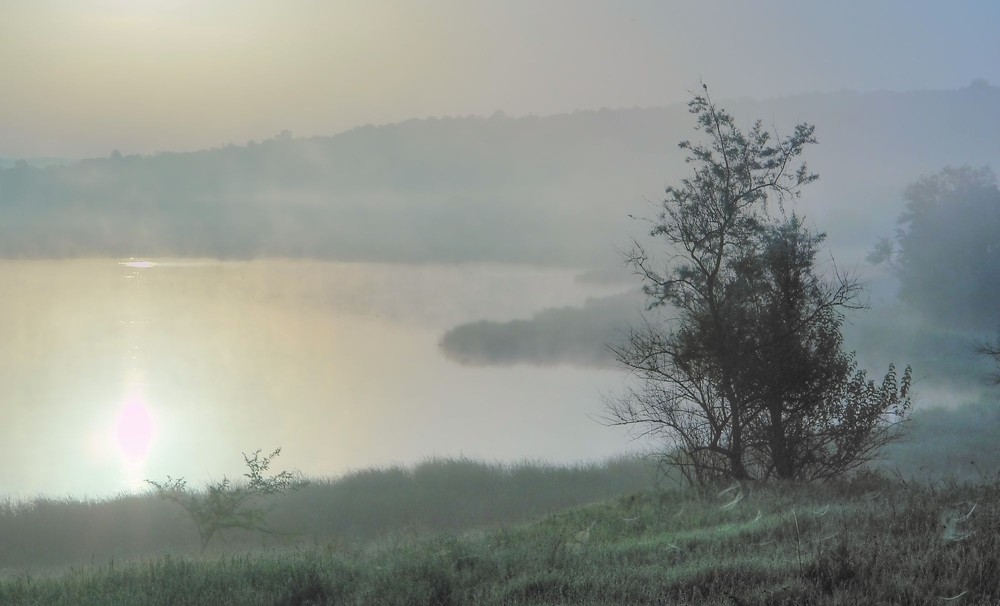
xmin=1 ymin=461 xmax=998 ymax=605
xmin=0 ymin=456 xmax=655 ymax=572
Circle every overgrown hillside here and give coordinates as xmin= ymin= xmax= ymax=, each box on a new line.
xmin=0 ymin=457 xmax=653 ymax=571
xmin=2 ymin=473 xmax=997 ymax=605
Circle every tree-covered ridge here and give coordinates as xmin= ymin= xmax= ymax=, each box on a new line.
xmin=1 ymin=85 xmax=998 ymax=263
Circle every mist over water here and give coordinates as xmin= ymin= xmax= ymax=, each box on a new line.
xmin=0 ymin=259 xmax=633 ymax=498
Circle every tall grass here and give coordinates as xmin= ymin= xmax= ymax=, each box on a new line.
xmin=880 ymin=392 xmax=1000 ymax=483
xmin=2 ymin=471 xmax=998 ymax=605
xmin=4 ymin=420 xmax=1000 ymax=604
xmin=0 ymin=455 xmax=654 ymax=571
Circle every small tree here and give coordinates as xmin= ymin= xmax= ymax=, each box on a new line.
xmin=608 ymin=87 xmax=911 ymax=485
xmin=147 ymin=448 xmax=302 ymax=550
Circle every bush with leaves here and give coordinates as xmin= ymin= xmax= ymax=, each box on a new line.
xmin=147 ymin=448 xmax=302 ymax=550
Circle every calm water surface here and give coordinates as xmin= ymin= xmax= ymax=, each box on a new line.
xmin=0 ymin=259 xmax=633 ymax=498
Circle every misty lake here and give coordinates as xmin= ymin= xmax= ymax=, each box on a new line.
xmin=0 ymin=259 xmax=634 ymax=498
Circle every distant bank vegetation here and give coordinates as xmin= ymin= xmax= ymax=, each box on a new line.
xmin=0 ymin=456 xmax=653 ymax=571
xmin=0 ymin=85 xmax=998 ymax=264
xmin=2 ymin=466 xmax=998 ymax=605
xmin=1 ymin=404 xmax=997 ymax=575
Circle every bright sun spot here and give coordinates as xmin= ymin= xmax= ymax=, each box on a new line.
xmin=115 ymin=390 xmax=156 ymax=467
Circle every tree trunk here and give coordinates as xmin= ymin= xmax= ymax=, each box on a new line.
xmin=769 ymin=402 xmax=794 ymax=480
xmin=728 ymin=394 xmax=750 ymax=481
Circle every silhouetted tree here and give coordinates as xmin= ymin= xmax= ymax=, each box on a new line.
xmin=608 ymin=89 xmax=911 ymax=484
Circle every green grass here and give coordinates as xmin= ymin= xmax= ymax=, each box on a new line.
xmin=0 ymin=456 xmax=656 ymax=570
xmin=2 ymin=469 xmax=999 ymax=605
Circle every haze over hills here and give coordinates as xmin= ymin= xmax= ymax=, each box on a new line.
xmin=1 ymin=82 xmax=997 ymax=267
xmin=3 ymin=83 xmax=998 ymax=395
xmin=433 ymin=83 xmax=1000 ymax=392
xmin=0 ymin=158 xmax=75 ymax=170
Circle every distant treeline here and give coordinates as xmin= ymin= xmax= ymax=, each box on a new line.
xmin=1 ymin=84 xmax=998 ymax=264
xmin=0 ymin=111 xmax=674 ymax=264
xmin=440 ymin=292 xmax=643 ymax=367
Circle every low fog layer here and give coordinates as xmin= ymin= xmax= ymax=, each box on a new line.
xmin=436 ymin=86 xmax=1000 ymax=406
xmin=1 ymin=84 xmax=997 ymax=268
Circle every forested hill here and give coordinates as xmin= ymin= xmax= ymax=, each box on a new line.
xmin=1 ymin=82 xmax=997 ymax=264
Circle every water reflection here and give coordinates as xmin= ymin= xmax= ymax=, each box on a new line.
xmin=0 ymin=259 xmax=633 ymax=497
xmin=120 ymin=260 xmax=157 ymax=269
xmin=115 ymin=385 xmax=156 ymax=468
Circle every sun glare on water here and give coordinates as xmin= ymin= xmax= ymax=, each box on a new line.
xmin=115 ymin=386 xmax=157 ymax=470
xmin=121 ymin=260 xmax=156 ymax=269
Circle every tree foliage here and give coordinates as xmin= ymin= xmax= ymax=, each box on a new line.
xmin=869 ymin=166 xmax=1000 ymax=330
xmin=609 ymin=89 xmax=911 ymax=485
xmin=147 ymin=448 xmax=301 ymax=550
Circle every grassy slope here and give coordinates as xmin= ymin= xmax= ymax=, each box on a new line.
xmin=0 ymin=457 xmax=655 ymax=570
xmin=2 ymin=473 xmax=998 ymax=605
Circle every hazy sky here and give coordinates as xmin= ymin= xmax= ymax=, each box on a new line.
xmin=2 ymin=0 xmax=998 ymax=158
